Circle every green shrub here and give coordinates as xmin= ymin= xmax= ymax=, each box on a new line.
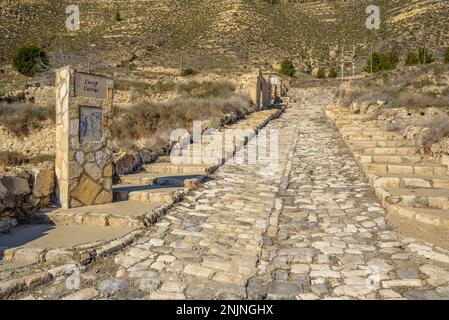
xmin=405 ymin=52 xmax=419 ymax=66
xmin=316 ymin=68 xmax=326 ymax=79
xmin=328 ymin=68 xmax=338 ymax=78
xmin=418 ymin=48 xmax=434 ymax=64
xmin=11 ymin=45 xmax=49 ymax=77
xmin=444 ymin=48 xmax=449 ymax=64
xmin=364 ymin=51 xmax=399 ymax=73
xmin=115 ymin=11 xmax=122 ymax=21
xmin=0 ymin=69 xmax=4 ymax=74
xmin=280 ymin=59 xmax=296 ymax=77
xmin=181 ymin=68 xmax=197 ymax=76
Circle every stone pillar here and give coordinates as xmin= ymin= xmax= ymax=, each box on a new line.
xmin=261 ymin=77 xmax=271 ymax=109
xmin=55 ymin=66 xmax=114 ymax=209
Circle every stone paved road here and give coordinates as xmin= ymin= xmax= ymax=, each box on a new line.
xmin=17 ymin=88 xmax=449 ymax=300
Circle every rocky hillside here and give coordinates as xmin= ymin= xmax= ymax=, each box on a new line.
xmin=1 ymin=0 xmax=448 ymax=73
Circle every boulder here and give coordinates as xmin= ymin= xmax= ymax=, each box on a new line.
xmin=0 ymin=176 xmax=30 ymax=195
xmin=31 ymin=168 xmax=55 ymax=198
xmin=114 ymin=152 xmax=139 ymax=176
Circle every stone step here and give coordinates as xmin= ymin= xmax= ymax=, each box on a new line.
xmin=0 ymin=224 xmax=135 ymax=264
xmin=368 ymin=174 xmax=449 ymax=189
xmin=343 ymin=133 xmax=404 ymax=141
xmin=385 ymin=204 xmax=449 ymax=230
xmin=118 ymin=172 xmax=205 ymax=188
xmin=113 ymin=185 xmax=183 ymax=205
xmin=363 ymin=162 xmax=447 ymax=176
xmin=354 ymin=147 xmax=420 ymax=155
xmin=36 ymin=200 xmax=164 ymax=227
xmin=340 ymin=128 xmax=389 ymax=135
xmin=355 ymin=154 xmax=428 ymax=164
xmin=377 ymin=188 xmax=449 ymax=210
xmin=118 ymin=172 xmax=158 ymax=185
xmin=154 ymin=175 xmax=205 ymax=188
xmin=143 ymin=163 xmax=218 ymax=175
xmin=347 ymin=140 xmax=413 ymax=148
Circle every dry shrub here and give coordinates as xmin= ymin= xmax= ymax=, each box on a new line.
xmin=418 ymin=117 xmax=449 ymax=152
xmin=113 ymin=93 xmax=252 ymax=148
xmin=337 ymin=65 xmax=449 ymax=110
xmin=0 ymin=103 xmax=54 ymax=136
xmin=397 ymin=92 xmax=449 ymax=109
xmin=176 ymin=80 xmax=236 ymax=98
xmin=385 ymin=121 xmax=408 ymax=132
xmin=0 ymin=151 xmax=53 ymax=166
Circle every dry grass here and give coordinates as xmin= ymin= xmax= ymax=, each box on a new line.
xmin=0 ymin=151 xmax=53 ymax=166
xmin=0 ymin=103 xmax=55 ymax=136
xmin=113 ymin=93 xmax=253 ymax=149
xmin=176 ymin=80 xmax=236 ymax=98
xmin=418 ymin=117 xmax=449 ymax=152
xmin=339 ymin=65 xmax=449 ymax=110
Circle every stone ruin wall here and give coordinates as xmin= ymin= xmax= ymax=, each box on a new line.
xmin=0 ymin=166 xmax=55 ymax=234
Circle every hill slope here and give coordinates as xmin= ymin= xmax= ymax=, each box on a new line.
xmin=1 ymin=0 xmax=448 ymax=73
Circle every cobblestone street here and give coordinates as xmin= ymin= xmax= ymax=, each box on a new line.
xmin=15 ymin=88 xmax=449 ymax=300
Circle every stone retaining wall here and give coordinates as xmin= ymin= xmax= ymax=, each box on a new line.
xmin=0 ymin=166 xmax=55 ymax=234
xmin=0 ymin=126 xmax=55 ymax=157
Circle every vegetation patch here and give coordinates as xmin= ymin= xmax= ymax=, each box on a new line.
xmin=11 ymin=45 xmax=49 ymax=77
xmin=0 ymin=103 xmax=55 ymax=136
xmin=0 ymin=151 xmax=53 ymax=166
xmin=280 ymin=59 xmax=296 ymax=77
xmin=364 ymin=51 xmax=399 ymax=73
xmin=113 ymin=93 xmax=252 ymax=149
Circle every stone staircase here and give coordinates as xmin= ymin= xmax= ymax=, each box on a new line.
xmin=326 ymin=106 xmax=449 ymax=244
xmin=0 ymin=107 xmax=284 ymax=267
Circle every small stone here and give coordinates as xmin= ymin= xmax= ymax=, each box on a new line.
xmin=184 ymin=264 xmax=214 ymax=278
xmin=98 ymin=279 xmax=128 ymax=295
xmin=291 ymin=264 xmax=310 ymax=274
xmin=397 ymin=269 xmax=419 ymax=280
xmin=213 ymin=272 xmax=247 ymax=286
xmin=419 ymin=264 xmax=449 ymax=287
xmin=382 ymin=279 xmax=424 ymax=289
xmin=139 ymin=277 xmax=161 ymax=292
xmin=379 ymin=289 xmax=402 ymax=299
xmin=267 ymin=281 xmax=301 ymax=300
xmin=296 ymin=293 xmax=319 ymax=300
xmin=62 ymin=288 xmax=99 ymax=300
xmin=160 ymin=281 xmax=186 ymax=293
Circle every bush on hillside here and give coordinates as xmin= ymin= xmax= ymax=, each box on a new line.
xmin=444 ymin=48 xmax=449 ymax=64
xmin=11 ymin=45 xmax=49 ymax=77
xmin=364 ymin=51 xmax=399 ymax=73
xmin=418 ymin=48 xmax=434 ymax=64
xmin=181 ymin=68 xmax=197 ymax=76
xmin=328 ymin=68 xmax=338 ymax=78
xmin=280 ymin=59 xmax=296 ymax=77
xmin=316 ymin=68 xmax=326 ymax=79
xmin=405 ymin=52 xmax=419 ymax=66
